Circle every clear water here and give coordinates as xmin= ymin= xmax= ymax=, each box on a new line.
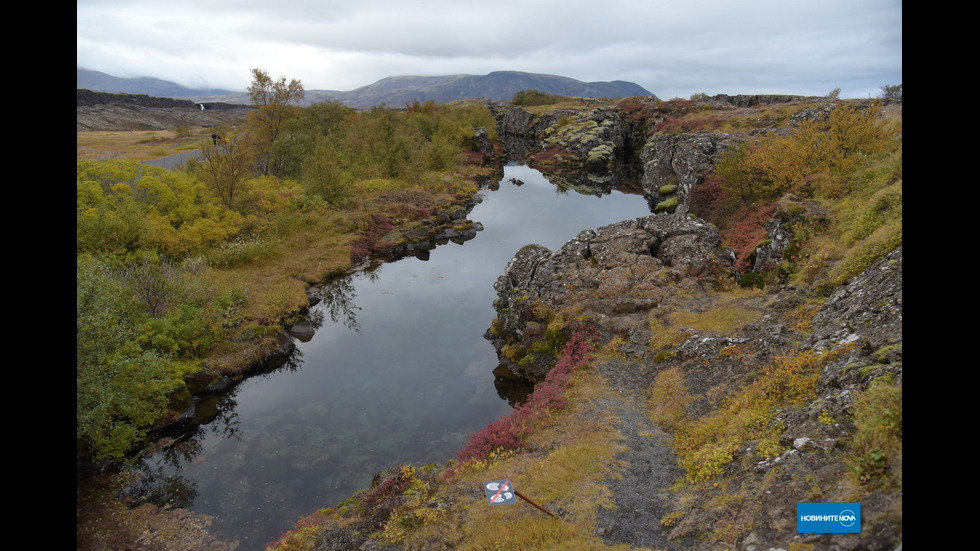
xmin=126 ymin=164 xmax=651 ymax=549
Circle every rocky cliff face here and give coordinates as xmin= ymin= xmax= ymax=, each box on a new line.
xmin=492 ymin=95 xmax=821 ymax=217
xmin=486 ymin=213 xmax=736 ymax=382
xmin=639 ymin=131 xmax=735 ymax=208
xmin=494 ymin=103 xmax=631 ymax=168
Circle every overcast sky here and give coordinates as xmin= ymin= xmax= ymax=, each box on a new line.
xmin=77 ymin=0 xmax=902 ymax=100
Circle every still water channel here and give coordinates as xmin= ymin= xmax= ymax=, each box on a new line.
xmin=126 ymin=164 xmax=652 ymax=549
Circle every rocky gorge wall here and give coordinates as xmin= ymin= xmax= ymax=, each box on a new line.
xmin=489 ymin=94 xmax=870 ymax=277
xmin=491 ymin=94 xmax=845 ymax=211
xmin=480 ymin=97 xmax=902 ymax=549
xmin=486 ymin=213 xmax=737 ymax=382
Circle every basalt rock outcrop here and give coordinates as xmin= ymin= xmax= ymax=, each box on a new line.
xmin=707 ymin=94 xmax=825 ymax=109
xmin=493 ymin=103 xmax=625 ymax=162
xmin=537 ymin=106 xmax=626 ymax=169
xmin=490 ymin=94 xmax=853 ymax=269
xmin=485 ymin=216 xmax=902 ymax=550
xmin=77 ymin=89 xmax=252 ymax=131
xmin=491 ymin=103 xmax=640 ymax=192
xmin=486 ymin=212 xmax=736 ymax=381
xmin=751 ymin=195 xmax=830 ymax=274
xmin=492 ymin=103 xmax=538 ymax=161
xmin=639 ymin=131 xmax=736 ymax=211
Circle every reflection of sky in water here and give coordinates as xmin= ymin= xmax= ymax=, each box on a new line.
xmin=131 ymin=165 xmax=651 ymax=550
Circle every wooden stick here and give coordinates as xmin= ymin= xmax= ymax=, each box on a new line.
xmin=513 ymin=489 xmax=556 ymax=517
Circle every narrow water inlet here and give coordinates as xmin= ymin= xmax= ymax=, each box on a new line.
xmin=122 ymin=164 xmax=652 ymax=549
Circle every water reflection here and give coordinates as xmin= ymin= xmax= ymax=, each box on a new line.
xmin=534 ymin=160 xmax=644 ymax=198
xmin=121 ymin=389 xmax=243 ymax=509
xmin=309 ymin=272 xmax=362 ymax=332
xmin=493 ymin=377 xmax=535 ymax=407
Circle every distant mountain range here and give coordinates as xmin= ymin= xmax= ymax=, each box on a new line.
xmin=77 ymin=68 xmax=656 ymax=109
xmin=76 ymin=69 xmax=233 ymax=99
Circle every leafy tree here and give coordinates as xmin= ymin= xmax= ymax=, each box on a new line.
xmin=880 ymin=84 xmax=902 ymax=103
xmin=121 ymin=256 xmax=181 ymax=318
xmin=820 ymin=100 xmax=887 ymax=172
xmin=714 ymin=140 xmax=755 ymax=200
xmin=247 ymin=68 xmax=305 ymax=175
xmin=277 ymin=100 xmax=357 ymax=180
xmin=303 ymin=136 xmax=352 ymax=206
xmin=297 ymin=100 xmax=355 ymax=138
xmin=198 ymin=133 xmax=255 ymax=210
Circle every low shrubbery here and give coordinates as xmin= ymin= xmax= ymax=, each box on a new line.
xmin=700 ymin=98 xmax=901 ymax=291
xmin=511 ymin=89 xmax=565 ymax=107
xmin=721 ymin=203 xmax=778 ymax=275
xmin=849 ymin=377 xmax=902 ymax=487
xmin=76 ymin=87 xmax=500 ymax=463
xmin=76 ymin=253 xmax=247 ymax=460
xmin=660 ymin=347 xmax=850 ymax=483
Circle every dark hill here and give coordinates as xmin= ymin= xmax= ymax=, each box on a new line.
xmin=78 ymin=68 xmax=656 ymax=108
xmin=305 ymin=71 xmax=656 ymax=107
xmin=77 ymin=68 xmax=234 ymax=99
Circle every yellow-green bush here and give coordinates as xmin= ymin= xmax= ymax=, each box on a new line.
xmin=849 ymin=378 xmax=902 ymax=487
xmin=648 ymin=367 xmax=694 ymax=431
xmin=716 ymin=100 xmax=893 ymax=201
xmin=664 ymin=349 xmax=844 ymax=483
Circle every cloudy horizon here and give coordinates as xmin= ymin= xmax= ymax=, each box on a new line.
xmin=77 ymin=0 xmax=902 ymax=100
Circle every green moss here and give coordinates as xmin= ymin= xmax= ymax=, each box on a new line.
xmin=655 ymin=196 xmax=680 ymax=213
xmin=501 ymin=343 xmax=527 ymax=363
xmin=874 ymin=344 xmax=902 ymax=364
xmin=518 ymin=353 xmax=537 ymax=367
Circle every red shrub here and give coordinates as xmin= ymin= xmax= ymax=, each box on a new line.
xmin=453 ymin=326 xmax=597 ymax=466
xmin=721 ymin=202 xmax=777 ymax=274
xmin=617 ymin=99 xmax=661 ymax=124
xmin=350 ymin=213 xmax=396 ymax=262
xmin=688 ymin=174 xmax=731 ymax=225
xmin=460 ymin=149 xmax=485 ymax=166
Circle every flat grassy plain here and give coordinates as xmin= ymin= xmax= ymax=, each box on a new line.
xmin=76 ymin=128 xmax=214 ymax=162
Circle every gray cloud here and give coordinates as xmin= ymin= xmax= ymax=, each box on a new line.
xmin=77 ymin=0 xmax=902 ymax=99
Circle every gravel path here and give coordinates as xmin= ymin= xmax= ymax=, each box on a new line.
xmin=593 ymin=357 xmax=685 ymax=550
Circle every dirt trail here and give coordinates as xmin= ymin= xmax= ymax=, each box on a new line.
xmin=593 ymin=356 xmax=685 ymax=550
